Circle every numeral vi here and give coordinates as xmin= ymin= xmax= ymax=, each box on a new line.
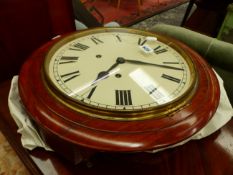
xmin=115 ymin=90 xmax=132 ymax=105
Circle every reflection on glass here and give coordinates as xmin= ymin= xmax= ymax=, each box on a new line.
xmin=129 ymin=68 xmax=171 ymax=105
xmin=68 ymin=68 xmax=120 ymax=97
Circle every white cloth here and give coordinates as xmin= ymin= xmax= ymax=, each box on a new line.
xmin=148 ymin=72 xmax=233 ymax=153
xmin=8 ymin=76 xmax=52 ymax=151
xmin=74 ymin=19 xmax=120 ymax=30
xmin=8 ymin=73 xmax=233 ymax=151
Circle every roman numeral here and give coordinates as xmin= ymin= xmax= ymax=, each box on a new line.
xmin=116 ymin=35 xmax=121 ymax=42
xmin=91 ymin=36 xmax=103 ymax=44
xmin=86 ymin=86 xmax=97 ymax=99
xmin=163 ymin=62 xmax=180 ymax=64
xmin=138 ymin=38 xmax=147 ymax=46
xmin=154 ymin=46 xmax=168 ymax=54
xmin=70 ymin=42 xmax=89 ymax=51
xmin=59 ymin=56 xmax=78 ymax=64
xmin=161 ymin=74 xmax=181 ymax=83
xmin=115 ymin=90 xmax=132 ymax=106
xmin=61 ymin=70 xmax=80 ymax=82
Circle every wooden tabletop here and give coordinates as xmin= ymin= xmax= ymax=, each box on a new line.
xmin=0 ymin=80 xmax=233 ymax=175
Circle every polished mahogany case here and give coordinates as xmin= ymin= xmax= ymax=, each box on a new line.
xmin=18 ymin=29 xmax=220 ymax=164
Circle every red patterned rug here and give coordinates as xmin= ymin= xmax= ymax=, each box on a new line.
xmin=84 ymin=0 xmax=188 ymax=26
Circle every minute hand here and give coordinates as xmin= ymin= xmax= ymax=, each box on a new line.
xmin=124 ymin=59 xmax=184 ymax=71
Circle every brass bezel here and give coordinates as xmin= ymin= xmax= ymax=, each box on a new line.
xmin=43 ymin=27 xmax=198 ymax=121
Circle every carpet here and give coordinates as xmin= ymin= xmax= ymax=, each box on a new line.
xmin=0 ymin=132 xmax=29 ymax=175
xmin=84 ymin=0 xmax=188 ymax=26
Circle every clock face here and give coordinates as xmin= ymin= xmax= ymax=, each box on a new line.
xmin=44 ymin=28 xmax=196 ymax=113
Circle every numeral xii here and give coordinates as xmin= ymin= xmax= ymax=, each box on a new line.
xmin=138 ymin=38 xmax=147 ymax=46
xmin=91 ymin=36 xmax=103 ymax=44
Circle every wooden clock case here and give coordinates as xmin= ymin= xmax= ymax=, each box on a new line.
xmin=18 ymin=29 xmax=220 ymax=164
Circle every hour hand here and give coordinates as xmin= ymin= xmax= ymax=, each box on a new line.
xmin=83 ymin=58 xmax=124 ymax=99
xmin=91 ymin=71 xmax=109 ymax=86
xmin=90 ymin=57 xmax=125 ymax=85
xmin=84 ymin=71 xmax=108 ymax=99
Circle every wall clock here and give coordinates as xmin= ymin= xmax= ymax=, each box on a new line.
xmin=18 ymin=27 xmax=220 ymax=163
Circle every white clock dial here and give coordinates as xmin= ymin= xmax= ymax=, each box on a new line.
xmin=45 ymin=28 xmax=196 ymax=111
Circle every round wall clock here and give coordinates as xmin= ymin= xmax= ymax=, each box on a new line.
xmin=18 ymin=27 xmax=220 ymax=163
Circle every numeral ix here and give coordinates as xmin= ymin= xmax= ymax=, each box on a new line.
xmin=59 ymin=56 xmax=78 ymax=64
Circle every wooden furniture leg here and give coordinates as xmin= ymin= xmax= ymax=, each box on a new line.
xmin=137 ymin=0 xmax=141 ymax=14
xmin=117 ymin=0 xmax=121 ymax=9
xmin=181 ymin=0 xmax=196 ymax=26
